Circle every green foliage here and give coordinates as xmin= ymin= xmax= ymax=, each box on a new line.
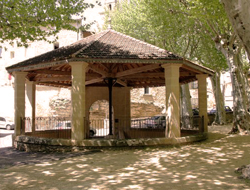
xmin=0 ymin=0 xmax=97 ymax=46
xmin=110 ymin=0 xmax=228 ymax=71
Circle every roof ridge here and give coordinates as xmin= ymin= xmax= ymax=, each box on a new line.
xmin=110 ymin=29 xmax=171 ymax=54
xmin=71 ymin=30 xmax=111 ymax=58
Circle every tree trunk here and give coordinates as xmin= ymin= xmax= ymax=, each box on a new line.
xmin=180 ymin=84 xmax=193 ymax=129
xmin=210 ymin=73 xmax=226 ymax=125
xmin=221 ymin=0 xmax=250 ymax=60
xmin=221 ymin=48 xmax=250 ymax=133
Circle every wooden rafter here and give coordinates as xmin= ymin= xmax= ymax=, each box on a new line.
xmin=116 ymin=64 xmax=161 ymax=78
xmin=180 ymin=71 xmax=196 ymax=77
xmin=128 ymin=78 xmax=165 ymax=83
xmin=116 ymin=79 xmax=127 ymax=87
xmin=32 ymin=69 xmax=71 ymax=76
xmin=182 ymin=65 xmax=202 ymax=75
xmin=87 ymin=64 xmax=109 ymax=77
xmin=38 ymin=82 xmax=71 ymax=87
xmin=35 ymin=76 xmax=71 ymax=82
xmin=85 ymin=78 xmax=103 ymax=85
xmin=121 ymin=72 xmax=164 ymax=79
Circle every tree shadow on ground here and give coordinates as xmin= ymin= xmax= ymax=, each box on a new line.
xmin=0 ymin=133 xmax=250 ymax=190
xmin=0 ymin=147 xmax=101 ymax=169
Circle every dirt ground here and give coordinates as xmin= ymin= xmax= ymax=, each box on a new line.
xmin=0 ymin=124 xmax=250 ymax=190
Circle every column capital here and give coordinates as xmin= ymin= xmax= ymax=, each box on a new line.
xmin=13 ymin=71 xmax=28 ymax=77
xmin=161 ymin=63 xmax=182 ymax=69
xmin=69 ymin=61 xmax=88 ymax=69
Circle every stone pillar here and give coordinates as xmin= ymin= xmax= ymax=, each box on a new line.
xmin=162 ymin=64 xmax=182 ymax=138
xmin=26 ymin=81 xmax=36 ymax=133
xmin=70 ymin=62 xmax=88 ymax=141
xmin=13 ymin=72 xmax=27 ymax=136
xmin=196 ymin=74 xmax=208 ymax=132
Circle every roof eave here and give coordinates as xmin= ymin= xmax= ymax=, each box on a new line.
xmin=6 ymin=59 xmax=70 ymax=74
xmin=6 ymin=57 xmax=214 ymax=77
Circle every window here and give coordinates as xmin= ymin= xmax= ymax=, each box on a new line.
xmin=10 ymin=51 xmax=15 ymax=59
xmin=54 ymin=42 xmax=59 ymax=49
xmin=144 ymin=87 xmax=150 ymax=94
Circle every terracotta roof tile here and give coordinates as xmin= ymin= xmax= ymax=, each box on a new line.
xmin=7 ymin=30 xmax=181 ymax=70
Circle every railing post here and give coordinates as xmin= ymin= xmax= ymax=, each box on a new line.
xmin=32 ymin=117 xmax=36 ymax=134
xmin=20 ymin=117 xmax=22 ymax=135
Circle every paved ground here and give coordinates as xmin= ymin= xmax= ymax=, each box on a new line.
xmin=0 ymin=129 xmax=14 ymax=148
xmin=0 ymin=126 xmax=250 ymax=189
xmin=0 ymin=129 xmax=101 ymax=170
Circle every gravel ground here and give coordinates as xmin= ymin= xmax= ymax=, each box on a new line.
xmin=0 ymin=124 xmax=250 ymax=190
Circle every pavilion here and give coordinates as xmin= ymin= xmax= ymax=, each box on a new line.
xmin=6 ymin=29 xmax=214 ymax=150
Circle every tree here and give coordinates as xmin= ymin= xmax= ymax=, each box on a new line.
xmin=111 ymin=0 xmax=250 ymax=132
xmin=110 ymin=0 xmax=228 ymax=125
xmin=221 ymin=0 xmax=250 ymax=60
xmin=191 ymin=0 xmax=250 ymax=133
xmin=0 ymin=0 xmax=97 ymax=46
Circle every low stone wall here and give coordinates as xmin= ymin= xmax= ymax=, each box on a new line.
xmin=13 ymin=133 xmax=208 ymax=152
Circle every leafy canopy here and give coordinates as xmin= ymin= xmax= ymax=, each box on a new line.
xmin=0 ymin=0 xmax=98 ymax=46
xmin=110 ymin=0 xmax=227 ymax=71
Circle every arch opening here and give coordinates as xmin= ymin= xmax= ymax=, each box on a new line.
xmin=88 ymin=100 xmax=114 ymax=137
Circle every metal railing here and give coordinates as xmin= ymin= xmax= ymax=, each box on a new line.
xmin=20 ymin=115 xmax=204 ymax=139
xmin=180 ymin=115 xmax=203 ymax=130
xmin=21 ymin=117 xmax=71 ymax=139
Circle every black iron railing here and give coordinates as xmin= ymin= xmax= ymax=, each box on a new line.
xmin=21 ymin=117 xmax=71 ymax=139
xmin=35 ymin=117 xmax=71 ymax=131
xmin=20 ymin=115 xmax=204 ymax=139
xmin=88 ymin=119 xmax=109 ymax=137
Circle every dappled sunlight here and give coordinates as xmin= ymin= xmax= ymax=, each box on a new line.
xmin=1 ymin=134 xmax=250 ymax=189
xmin=42 ymin=170 xmax=55 ymax=176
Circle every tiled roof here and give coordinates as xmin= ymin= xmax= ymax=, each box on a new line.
xmin=75 ymin=30 xmax=181 ymax=59
xmin=6 ymin=30 xmax=181 ymax=70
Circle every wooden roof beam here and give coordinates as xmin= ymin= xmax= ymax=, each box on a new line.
xmin=121 ymin=72 xmax=164 ymax=79
xmin=116 ymin=79 xmax=127 ymax=87
xmin=180 ymin=71 xmax=196 ymax=77
xmin=35 ymin=76 xmax=71 ymax=82
xmin=85 ymin=78 xmax=103 ymax=85
xmin=87 ymin=64 xmax=109 ymax=77
xmin=128 ymin=78 xmax=165 ymax=83
xmin=116 ymin=64 xmax=161 ymax=78
xmin=38 ymin=82 xmax=71 ymax=87
xmin=32 ymin=69 xmax=71 ymax=76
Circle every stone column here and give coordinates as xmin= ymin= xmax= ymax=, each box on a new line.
xmin=13 ymin=72 xmax=27 ymax=136
xmin=70 ymin=62 xmax=88 ymax=141
xmin=162 ymin=64 xmax=182 ymax=138
xmin=26 ymin=81 xmax=36 ymax=133
xmin=196 ymin=74 xmax=208 ymax=132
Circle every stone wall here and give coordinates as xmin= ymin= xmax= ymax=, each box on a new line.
xmin=35 ymin=86 xmax=71 ymax=117
xmin=13 ymin=133 xmax=208 ymax=152
xmin=43 ymin=88 xmax=165 ymax=119
xmin=131 ymin=103 xmax=163 ymax=118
